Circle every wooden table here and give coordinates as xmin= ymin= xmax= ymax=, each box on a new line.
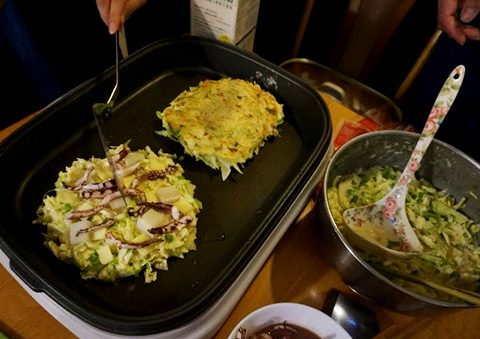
xmin=1 ymin=100 xmax=480 ymax=339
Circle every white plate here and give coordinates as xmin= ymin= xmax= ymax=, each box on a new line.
xmin=228 ymin=302 xmax=352 ymax=339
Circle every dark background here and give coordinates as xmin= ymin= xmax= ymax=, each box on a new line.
xmin=0 ymin=0 xmax=438 ymax=129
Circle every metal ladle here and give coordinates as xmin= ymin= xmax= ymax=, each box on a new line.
xmin=343 ymin=65 xmax=465 ymax=258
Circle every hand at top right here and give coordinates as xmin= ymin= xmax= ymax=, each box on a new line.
xmin=438 ymin=0 xmax=480 ymax=45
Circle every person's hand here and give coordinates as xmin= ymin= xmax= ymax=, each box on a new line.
xmin=96 ymin=0 xmax=147 ymax=34
xmin=438 ymin=0 xmax=480 ymax=45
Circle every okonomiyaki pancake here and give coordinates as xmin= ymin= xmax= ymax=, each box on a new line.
xmin=156 ymin=78 xmax=284 ymax=180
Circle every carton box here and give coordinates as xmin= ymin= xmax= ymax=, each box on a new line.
xmin=190 ymin=0 xmax=260 ymax=51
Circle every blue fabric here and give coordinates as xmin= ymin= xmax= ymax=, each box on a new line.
xmin=0 ymin=0 xmax=62 ymax=106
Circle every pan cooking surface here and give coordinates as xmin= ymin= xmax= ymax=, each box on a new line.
xmin=0 ymin=36 xmax=331 ymax=335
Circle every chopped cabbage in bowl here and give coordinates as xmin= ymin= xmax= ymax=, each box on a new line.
xmin=328 ymin=166 xmax=480 ymax=301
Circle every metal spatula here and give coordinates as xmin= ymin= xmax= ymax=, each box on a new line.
xmin=92 ymin=31 xmax=127 ymax=203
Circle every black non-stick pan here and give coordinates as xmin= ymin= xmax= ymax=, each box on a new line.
xmin=0 ymin=36 xmax=331 ymax=335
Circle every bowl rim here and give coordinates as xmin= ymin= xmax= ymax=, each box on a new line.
xmin=227 ymin=302 xmax=352 ymax=339
xmin=321 ymin=130 xmax=479 ymax=308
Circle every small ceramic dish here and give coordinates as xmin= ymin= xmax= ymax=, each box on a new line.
xmin=227 ymin=302 xmax=352 ymax=339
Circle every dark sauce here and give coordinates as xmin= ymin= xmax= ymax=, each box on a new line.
xmin=247 ymin=321 xmax=323 ymax=339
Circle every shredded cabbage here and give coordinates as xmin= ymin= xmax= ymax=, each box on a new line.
xmin=328 ymin=166 xmax=480 ymax=301
xmin=34 ymin=145 xmax=201 ymax=283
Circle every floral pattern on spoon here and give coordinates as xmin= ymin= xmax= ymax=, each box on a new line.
xmin=343 ymin=65 xmax=465 ymax=257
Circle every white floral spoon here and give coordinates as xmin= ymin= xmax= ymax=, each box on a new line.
xmin=343 ymin=65 xmax=465 ymax=258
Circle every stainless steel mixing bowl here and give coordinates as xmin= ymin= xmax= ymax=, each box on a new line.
xmin=317 ymin=130 xmax=480 ymax=312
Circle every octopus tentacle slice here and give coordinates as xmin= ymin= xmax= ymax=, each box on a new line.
xmin=128 ymin=201 xmax=180 ymax=220
xmin=66 ymin=205 xmax=105 ymax=219
xmin=82 ymin=179 xmax=117 ymax=191
xmin=130 ymin=166 xmax=178 ymax=189
xmin=148 ymin=215 xmax=193 ymax=235
xmin=76 ymin=217 xmax=116 ymax=236
xmin=102 ymin=188 xmax=146 ymax=205
xmin=112 ymin=146 xmax=130 ymax=167
xmin=105 ymin=231 xmax=161 ymax=249
xmin=63 ymin=165 xmax=95 ymax=190
xmin=80 ymin=179 xmax=118 ymax=199
xmin=116 ymin=161 xmax=142 ymax=178
xmin=67 ymin=188 xmax=146 ymax=219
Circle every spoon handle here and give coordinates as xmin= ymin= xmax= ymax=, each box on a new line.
xmin=397 ymin=65 xmax=465 ymax=193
